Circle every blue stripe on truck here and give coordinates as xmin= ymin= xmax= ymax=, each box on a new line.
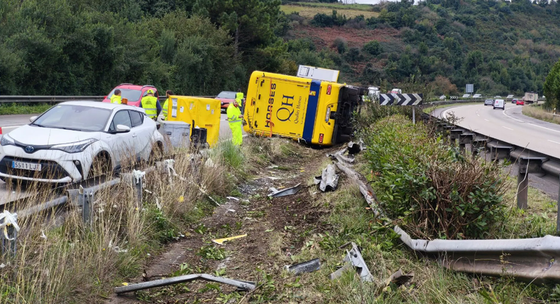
xmin=302 ymin=80 xmax=321 ymax=143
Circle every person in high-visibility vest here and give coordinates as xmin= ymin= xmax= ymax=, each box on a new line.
xmin=227 ymin=98 xmax=243 ymax=146
xmin=161 ymin=90 xmax=173 ymax=121
xmin=141 ymin=89 xmax=161 ymax=120
xmin=110 ymin=89 xmax=122 ymax=104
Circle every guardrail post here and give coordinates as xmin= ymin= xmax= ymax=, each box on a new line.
xmin=132 ymin=170 xmax=145 ymax=209
xmin=0 ymin=212 xmax=19 ymax=258
xmin=557 ymin=174 xmax=560 ymax=235
xmin=81 ymin=190 xmax=94 ymax=226
xmin=517 ymin=157 xmax=547 ymax=210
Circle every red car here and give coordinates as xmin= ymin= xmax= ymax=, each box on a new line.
xmin=102 ymin=83 xmax=159 ymax=107
xmin=516 ymin=99 xmax=525 ymax=106
xmin=216 ymin=91 xmax=237 ymax=112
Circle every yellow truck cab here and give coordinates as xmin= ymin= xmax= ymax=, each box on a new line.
xmin=243 ymin=71 xmax=366 ymax=146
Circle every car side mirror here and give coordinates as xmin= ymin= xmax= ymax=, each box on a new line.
xmin=29 ymin=116 xmax=38 ymax=123
xmin=115 ymin=124 xmax=131 ymax=133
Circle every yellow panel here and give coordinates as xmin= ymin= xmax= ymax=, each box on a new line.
xmin=166 ymin=96 xmax=221 ymax=147
xmin=311 ymin=82 xmax=343 ymax=145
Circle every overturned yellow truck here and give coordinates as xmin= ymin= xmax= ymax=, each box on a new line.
xmin=243 ymin=71 xmax=366 ymax=146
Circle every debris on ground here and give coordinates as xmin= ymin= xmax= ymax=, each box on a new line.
xmin=385 ymin=268 xmax=414 ymax=288
xmin=330 ymin=242 xmax=374 ymax=282
xmin=268 ymin=183 xmax=302 ymax=198
xmin=285 ymin=258 xmax=321 ymax=275
xmin=347 ymin=140 xmax=365 ymax=155
xmin=314 ymin=164 xmax=339 ymax=192
xmin=212 ymin=234 xmax=248 ymax=245
xmin=329 ymin=147 xmax=355 ymax=164
xmin=114 ymin=274 xmax=256 ymax=295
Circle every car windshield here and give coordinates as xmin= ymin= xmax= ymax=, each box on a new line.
xmin=217 ymin=91 xmax=237 ymax=99
xmin=109 ymin=88 xmax=142 ymax=101
xmin=32 ymin=105 xmax=111 ymax=132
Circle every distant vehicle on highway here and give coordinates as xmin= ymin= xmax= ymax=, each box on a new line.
xmin=516 ymin=99 xmax=525 ymax=106
xmin=102 ymin=83 xmax=159 ymax=107
xmin=215 ymin=91 xmax=238 ymax=112
xmin=493 ymin=99 xmax=505 ymax=110
xmin=484 ymin=99 xmax=494 ymax=106
xmin=0 ymin=101 xmax=165 ymax=184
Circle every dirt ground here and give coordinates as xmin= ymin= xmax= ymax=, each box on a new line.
xmin=108 ymin=142 xmax=339 ymax=303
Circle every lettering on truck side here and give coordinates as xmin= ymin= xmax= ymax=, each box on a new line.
xmin=264 ymin=82 xmax=299 ymax=128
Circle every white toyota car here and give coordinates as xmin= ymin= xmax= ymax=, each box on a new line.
xmin=0 ymin=101 xmax=165 ymax=183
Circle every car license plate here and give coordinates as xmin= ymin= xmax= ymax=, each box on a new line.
xmin=12 ymin=161 xmax=42 ymax=171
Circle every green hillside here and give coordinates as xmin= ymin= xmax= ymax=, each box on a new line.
xmin=1 ymin=0 xmax=559 ymax=100
xmin=281 ymin=0 xmax=560 ymax=98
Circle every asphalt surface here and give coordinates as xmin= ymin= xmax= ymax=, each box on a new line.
xmin=433 ymin=103 xmax=559 ymax=201
xmin=0 ymin=112 xmax=239 ymax=205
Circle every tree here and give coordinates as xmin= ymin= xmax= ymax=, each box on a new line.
xmin=362 ymin=40 xmax=383 ymax=56
xmin=543 ymin=59 xmax=560 ymax=110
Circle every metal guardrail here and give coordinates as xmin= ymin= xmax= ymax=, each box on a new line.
xmin=0 ymin=96 xmax=105 ymax=103
xmin=423 ymin=112 xmax=560 ymax=231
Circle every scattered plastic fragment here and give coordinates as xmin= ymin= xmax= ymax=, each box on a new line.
xmin=268 ymin=183 xmax=302 ymax=198
xmin=330 ymin=242 xmax=373 ymax=282
xmin=285 ymin=258 xmax=321 ymax=275
xmin=212 ymin=234 xmax=248 ymax=245
xmin=314 ymin=164 xmax=339 ymax=192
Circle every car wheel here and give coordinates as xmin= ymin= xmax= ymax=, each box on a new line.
xmin=89 ymin=154 xmax=112 ymax=179
xmin=493 ymin=107 xmax=495 ymax=109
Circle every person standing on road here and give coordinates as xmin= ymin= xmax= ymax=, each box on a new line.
xmin=110 ymin=89 xmax=122 ymax=104
xmin=227 ymin=98 xmax=243 ymax=146
xmin=141 ymin=89 xmax=162 ymax=120
xmin=160 ymin=90 xmax=173 ymax=121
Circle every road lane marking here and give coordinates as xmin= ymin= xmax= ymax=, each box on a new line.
xmin=502 ymin=108 xmax=524 ymax=123
xmin=484 ymin=119 xmax=489 ymax=122
xmin=548 ymin=140 xmax=560 ymax=145
xmin=528 ymin=123 xmax=560 ymax=134
xmin=502 ymin=126 xmax=513 ymax=131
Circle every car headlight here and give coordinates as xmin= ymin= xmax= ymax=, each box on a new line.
xmin=0 ymin=134 xmax=15 ymax=147
xmin=51 ymin=139 xmax=98 ymax=153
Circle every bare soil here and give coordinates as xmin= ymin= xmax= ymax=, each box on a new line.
xmin=107 ymin=143 xmax=339 ymax=303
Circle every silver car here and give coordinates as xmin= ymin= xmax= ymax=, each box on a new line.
xmin=0 ymin=101 xmax=165 ymax=183
xmin=484 ymin=99 xmax=494 ymax=106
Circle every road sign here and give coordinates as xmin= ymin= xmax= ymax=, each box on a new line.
xmin=466 ymin=84 xmax=474 ymax=93
xmin=379 ymin=93 xmax=423 ymax=105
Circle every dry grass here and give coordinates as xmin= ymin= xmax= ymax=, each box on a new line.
xmin=0 ymin=145 xmax=233 ymax=303
xmin=281 ymin=4 xmax=379 ymax=19
xmin=522 ymin=104 xmax=560 ymax=125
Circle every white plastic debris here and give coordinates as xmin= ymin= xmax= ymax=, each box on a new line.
xmin=0 ymin=211 xmax=19 ymax=241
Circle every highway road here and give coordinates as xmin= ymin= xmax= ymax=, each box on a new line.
xmin=0 ymin=112 xmax=240 ymax=205
xmin=434 ymin=103 xmax=560 ymax=159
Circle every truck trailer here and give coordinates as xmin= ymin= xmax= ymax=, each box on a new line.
xmin=522 ymin=92 xmax=538 ymax=104
xmin=243 ymin=71 xmax=366 ymax=146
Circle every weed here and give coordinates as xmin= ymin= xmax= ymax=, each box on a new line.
xmin=197 ymin=245 xmax=227 ymax=260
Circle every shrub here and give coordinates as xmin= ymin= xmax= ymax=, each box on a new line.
xmin=362 ymin=40 xmax=383 ymax=56
xmin=361 ymin=114 xmax=507 ymax=239
xmin=332 ymin=37 xmax=347 ymax=54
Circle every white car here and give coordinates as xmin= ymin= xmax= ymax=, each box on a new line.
xmin=0 ymin=101 xmax=165 ymax=183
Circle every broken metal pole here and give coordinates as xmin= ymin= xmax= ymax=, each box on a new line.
xmin=115 ymin=274 xmax=256 ymax=294
xmin=335 ymin=162 xmax=384 ymax=217
xmin=517 ymin=170 xmax=529 ymax=210
xmin=330 ymin=242 xmax=373 ymax=282
xmin=268 ymin=183 xmax=302 ymax=198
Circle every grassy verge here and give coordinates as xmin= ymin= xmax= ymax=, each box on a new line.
xmin=0 ymin=103 xmax=53 ymax=115
xmin=522 ymin=104 xmax=560 ymax=125
xmin=423 ymin=102 xmax=481 ymax=114
xmin=281 ymin=4 xmax=378 ymax=18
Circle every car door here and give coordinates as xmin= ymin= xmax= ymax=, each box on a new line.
xmin=128 ymin=109 xmax=152 ymax=161
xmin=106 ymin=110 xmax=135 ymax=167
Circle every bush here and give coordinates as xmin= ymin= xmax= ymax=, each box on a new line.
xmin=362 ymin=40 xmax=383 ymax=56
xmin=361 ymin=113 xmax=507 ymax=239
xmin=333 ymin=37 xmax=347 ymax=54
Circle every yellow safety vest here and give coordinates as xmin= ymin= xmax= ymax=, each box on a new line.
xmin=110 ymin=95 xmax=122 ymax=104
xmin=235 ymin=92 xmax=244 ymax=107
xmin=161 ymin=98 xmax=169 ymax=120
xmin=141 ymin=96 xmax=158 ymax=118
